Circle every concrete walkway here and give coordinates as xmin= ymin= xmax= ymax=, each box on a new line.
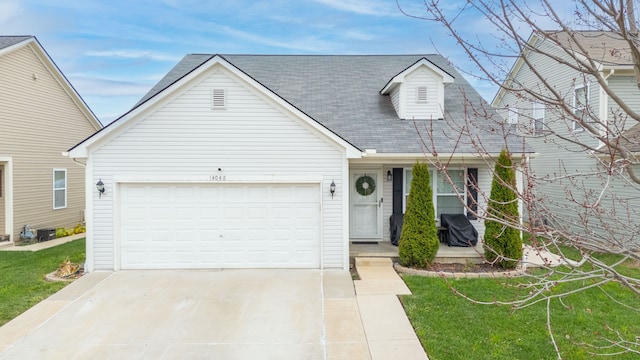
xmin=0 ymin=233 xmax=85 ymax=252
xmin=353 ymin=257 xmax=428 ymax=360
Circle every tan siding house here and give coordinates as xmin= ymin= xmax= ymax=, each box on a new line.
xmin=0 ymin=36 xmax=102 ymax=243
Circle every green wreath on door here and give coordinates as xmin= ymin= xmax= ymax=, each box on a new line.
xmin=355 ymin=175 xmax=376 ymax=196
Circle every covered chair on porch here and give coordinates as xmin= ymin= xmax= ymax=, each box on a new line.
xmin=440 ymin=214 xmax=478 ymax=247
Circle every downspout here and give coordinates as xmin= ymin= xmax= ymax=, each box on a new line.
xmin=598 ymin=69 xmax=615 ymax=144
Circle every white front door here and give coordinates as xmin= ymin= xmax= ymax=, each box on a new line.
xmin=350 ymin=170 xmax=382 ymax=238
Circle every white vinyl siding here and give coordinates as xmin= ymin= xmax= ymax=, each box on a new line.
xmin=390 ymin=87 xmax=401 ymax=116
xmin=91 ymin=65 xmax=346 ymax=270
xmin=404 ymin=67 xmax=444 ymax=119
xmin=606 ymin=75 xmax=640 ymax=132
xmin=53 ymin=169 xmax=67 ymax=209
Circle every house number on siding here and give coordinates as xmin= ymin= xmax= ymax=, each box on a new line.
xmin=209 ymin=175 xmax=226 ymax=181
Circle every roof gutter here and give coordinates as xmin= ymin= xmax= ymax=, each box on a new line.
xmin=356 ymin=151 xmax=535 ymax=162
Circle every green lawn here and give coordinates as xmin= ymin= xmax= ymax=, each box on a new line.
xmin=401 ymin=258 xmax=640 ymax=359
xmin=0 ymin=239 xmax=85 ymax=326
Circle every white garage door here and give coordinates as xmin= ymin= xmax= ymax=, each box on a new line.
xmin=119 ymin=183 xmax=321 ymax=269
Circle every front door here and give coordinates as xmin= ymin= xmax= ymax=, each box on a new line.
xmin=350 ymin=170 xmax=382 ymax=238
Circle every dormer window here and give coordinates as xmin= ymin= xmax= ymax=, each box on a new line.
xmin=416 ymin=86 xmax=428 ymax=103
xmin=380 ymin=58 xmax=454 ymax=120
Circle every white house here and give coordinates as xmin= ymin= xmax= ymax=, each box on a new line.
xmin=68 ymin=55 xmax=528 ymax=271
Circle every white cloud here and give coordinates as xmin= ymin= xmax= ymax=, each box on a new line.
xmin=84 ymin=49 xmax=181 ymax=62
xmin=0 ymin=2 xmax=22 ymax=24
xmin=69 ymin=74 xmax=153 ymax=97
xmin=311 ymin=0 xmax=395 ymax=16
xmin=211 ymin=23 xmax=337 ymax=52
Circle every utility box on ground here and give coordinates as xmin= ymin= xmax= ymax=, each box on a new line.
xmin=37 ymin=228 xmax=56 ymax=242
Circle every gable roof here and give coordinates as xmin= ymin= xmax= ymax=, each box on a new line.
xmin=621 ymin=124 xmax=640 ymax=153
xmin=127 ymin=54 xmax=524 ymax=155
xmin=380 ymin=57 xmax=455 ymax=95
xmin=71 ymin=54 xmax=526 ymax=156
xmin=0 ymin=35 xmax=32 ymax=52
xmin=0 ymin=35 xmax=102 ymax=131
xmin=548 ymin=31 xmax=636 ymax=67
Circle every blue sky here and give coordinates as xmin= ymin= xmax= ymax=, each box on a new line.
xmin=1 ymin=0 xmax=570 ymax=124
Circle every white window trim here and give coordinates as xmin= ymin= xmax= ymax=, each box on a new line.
xmin=573 ymin=84 xmax=589 ymax=132
xmin=53 ymin=168 xmax=67 ymax=209
xmin=507 ymin=107 xmax=518 ymax=125
xmin=403 ymin=168 xmax=467 ymax=222
xmin=532 ymin=101 xmax=545 ymax=134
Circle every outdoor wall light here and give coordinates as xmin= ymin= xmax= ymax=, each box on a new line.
xmin=96 ymin=179 xmax=105 ymax=198
xmin=330 ymin=180 xmax=336 ymax=198
xmin=387 ymin=170 xmax=393 ymax=181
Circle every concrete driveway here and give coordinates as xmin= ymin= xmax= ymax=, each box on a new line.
xmin=0 ymin=269 xmax=368 ymax=360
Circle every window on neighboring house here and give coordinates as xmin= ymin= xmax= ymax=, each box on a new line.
xmin=53 ymin=169 xmax=66 ymax=209
xmin=416 ymin=86 xmax=428 ymax=103
xmin=573 ymin=85 xmax=588 ymax=131
xmin=507 ymin=106 xmax=518 ymax=128
xmin=532 ymin=101 xmax=545 ymax=134
xmin=403 ymin=168 xmax=467 ymax=221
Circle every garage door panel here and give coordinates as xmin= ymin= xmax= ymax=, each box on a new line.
xmin=120 ymin=183 xmax=321 ymax=269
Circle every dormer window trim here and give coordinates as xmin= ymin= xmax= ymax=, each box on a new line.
xmin=380 ymin=58 xmax=454 ymax=95
xmin=381 ymin=58 xmax=453 ymax=120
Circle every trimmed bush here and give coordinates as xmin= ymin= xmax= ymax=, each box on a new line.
xmin=484 ymin=149 xmax=523 ymax=269
xmin=399 ymin=161 xmax=439 ymax=267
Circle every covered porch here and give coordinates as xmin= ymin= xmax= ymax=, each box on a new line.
xmin=349 ymin=240 xmax=485 ymax=264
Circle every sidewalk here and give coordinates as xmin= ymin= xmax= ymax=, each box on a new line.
xmin=353 ymin=257 xmax=429 ymax=360
xmin=0 ymin=233 xmax=85 ymax=252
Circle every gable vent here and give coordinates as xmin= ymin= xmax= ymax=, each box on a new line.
xmin=211 ymin=88 xmax=226 ymax=109
xmin=416 ymin=86 xmax=428 ymax=103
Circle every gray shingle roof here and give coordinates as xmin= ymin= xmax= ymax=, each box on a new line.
xmin=547 ymin=31 xmax=636 ymax=66
xmin=0 ymin=36 xmax=32 ymax=51
xmin=134 ymin=54 xmax=527 ymax=154
xmin=621 ymin=123 xmax=640 ymax=153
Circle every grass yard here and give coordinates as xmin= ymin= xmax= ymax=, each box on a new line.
xmin=0 ymin=239 xmax=85 ymax=326
xmin=401 ymin=257 xmax=640 ymax=359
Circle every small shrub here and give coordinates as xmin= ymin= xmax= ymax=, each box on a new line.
xmin=484 ymin=149 xmax=523 ymax=269
xmin=399 ymin=161 xmax=439 ymax=267
xmin=55 ymin=228 xmax=66 ymax=238
xmin=73 ymin=224 xmax=86 ymax=234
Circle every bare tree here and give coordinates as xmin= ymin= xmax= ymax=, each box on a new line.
xmin=397 ymin=0 xmax=640 ymax=357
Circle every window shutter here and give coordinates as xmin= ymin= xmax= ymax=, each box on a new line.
xmin=466 ymin=168 xmax=478 ymax=220
xmin=392 ymin=168 xmax=403 ymax=215
xmin=212 ymin=88 xmax=226 ymax=109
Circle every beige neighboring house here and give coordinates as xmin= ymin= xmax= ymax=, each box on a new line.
xmin=0 ymin=35 xmax=102 ymax=243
